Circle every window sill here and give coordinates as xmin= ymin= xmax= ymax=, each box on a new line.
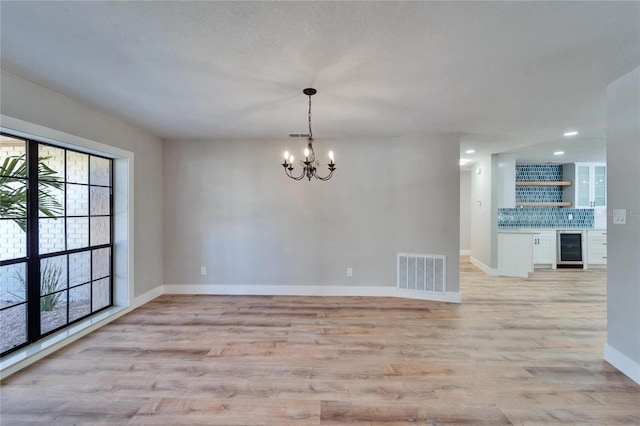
xmin=0 ymin=305 xmax=128 ymax=379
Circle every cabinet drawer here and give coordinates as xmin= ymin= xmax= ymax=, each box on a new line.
xmin=588 ymin=253 xmax=607 ymax=265
xmin=588 ymin=230 xmax=607 ymax=238
xmin=589 ymin=250 xmax=607 ymax=260
xmin=588 ymin=233 xmax=607 ymax=265
xmin=588 ymin=240 xmax=607 ymax=251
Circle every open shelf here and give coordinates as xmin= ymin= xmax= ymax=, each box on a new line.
xmin=516 ymin=181 xmax=572 ymax=186
xmin=516 ymin=202 xmax=573 ymax=207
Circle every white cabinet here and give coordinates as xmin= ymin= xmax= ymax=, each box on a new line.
xmin=587 ymin=230 xmax=607 ymax=265
xmin=563 ymin=163 xmax=606 ymax=208
xmin=533 ymin=231 xmax=555 ymax=265
xmin=499 ymin=233 xmax=533 ymax=277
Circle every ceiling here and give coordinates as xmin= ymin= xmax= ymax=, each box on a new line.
xmin=1 ymin=2 xmax=638 ymax=164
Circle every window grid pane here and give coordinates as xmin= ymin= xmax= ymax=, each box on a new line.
xmin=66 ymin=151 xmax=88 ymax=184
xmin=1 ymin=303 xmax=27 ymax=353
xmin=0 ymin=219 xmax=26 ymax=261
xmin=0 ymin=136 xmax=27 ymax=178
xmin=38 ymin=145 xmax=65 ymax=182
xmin=0 ymin=179 xmax=27 ymax=219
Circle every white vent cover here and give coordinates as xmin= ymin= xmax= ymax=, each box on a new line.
xmin=397 ymin=253 xmax=446 ymax=293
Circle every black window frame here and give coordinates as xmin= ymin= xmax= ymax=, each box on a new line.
xmin=1 ymin=133 xmax=114 ymax=357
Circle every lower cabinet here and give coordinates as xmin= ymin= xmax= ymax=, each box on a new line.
xmin=533 ymin=231 xmax=555 ymax=265
xmin=498 ymin=229 xmax=605 ymax=273
xmin=499 ymin=233 xmax=534 ymax=277
xmin=587 ymin=230 xmax=607 ymax=265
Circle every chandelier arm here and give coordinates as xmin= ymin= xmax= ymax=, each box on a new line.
xmin=314 ymin=167 xmax=335 ymax=181
xmin=286 ymin=166 xmax=307 ymax=181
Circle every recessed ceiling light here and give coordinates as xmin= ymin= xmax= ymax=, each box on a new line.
xmin=465 ymin=149 xmax=475 ymax=154
xmin=554 ymin=151 xmax=565 ymax=156
xmin=563 ymin=131 xmax=578 ymax=137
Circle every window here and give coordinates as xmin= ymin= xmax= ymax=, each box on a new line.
xmin=1 ymin=134 xmax=113 ymax=356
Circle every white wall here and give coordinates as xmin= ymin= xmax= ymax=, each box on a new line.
xmin=0 ymin=69 xmax=164 ymax=297
xmin=460 ymin=171 xmax=471 ymax=252
xmin=470 ymin=155 xmax=497 ymax=271
xmin=605 ymin=66 xmax=640 ymax=384
xmin=163 ymin=135 xmax=460 ymax=294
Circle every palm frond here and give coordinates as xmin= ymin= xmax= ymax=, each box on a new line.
xmin=0 ymin=155 xmax=64 ymax=229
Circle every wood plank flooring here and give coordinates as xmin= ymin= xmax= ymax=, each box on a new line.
xmin=1 ymin=257 xmax=638 ymax=425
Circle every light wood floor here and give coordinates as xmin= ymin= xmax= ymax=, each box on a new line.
xmin=1 ymin=257 xmax=638 ymax=425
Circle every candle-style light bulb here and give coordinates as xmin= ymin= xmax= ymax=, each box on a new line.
xmin=289 ymin=155 xmax=294 ymax=164
xmin=304 ymin=148 xmax=310 ymax=158
xmin=283 ymin=151 xmax=289 ymax=161
xmin=328 ymin=150 xmax=334 ymax=164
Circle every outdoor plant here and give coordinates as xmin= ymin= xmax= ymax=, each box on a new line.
xmin=14 ymin=260 xmax=65 ymax=312
xmin=0 ymin=154 xmax=63 ymax=230
xmin=2 ymin=153 xmax=65 ymax=312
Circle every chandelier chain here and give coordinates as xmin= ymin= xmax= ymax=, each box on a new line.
xmin=308 ymin=94 xmax=313 ymax=139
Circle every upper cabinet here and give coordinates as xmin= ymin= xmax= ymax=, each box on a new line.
xmin=563 ymin=163 xmax=606 ymax=208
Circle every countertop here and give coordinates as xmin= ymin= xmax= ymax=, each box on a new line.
xmin=498 ymin=228 xmax=607 ymax=233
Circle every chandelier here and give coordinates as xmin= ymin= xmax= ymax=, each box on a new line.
xmin=281 ymin=88 xmax=336 ymax=181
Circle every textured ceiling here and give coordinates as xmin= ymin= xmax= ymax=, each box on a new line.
xmin=1 ymin=1 xmax=638 ymax=160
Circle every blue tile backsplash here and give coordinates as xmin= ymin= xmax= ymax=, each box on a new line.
xmin=499 ymin=164 xmax=595 ymax=229
xmin=516 ymin=164 xmax=563 ymax=181
xmin=516 ymin=186 xmax=562 ymax=203
xmin=498 ymin=207 xmax=594 ymax=228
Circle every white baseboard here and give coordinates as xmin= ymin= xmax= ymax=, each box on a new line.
xmin=163 ymin=284 xmax=461 ymax=304
xmin=0 ymin=286 xmax=163 ymax=380
xmin=395 ymin=289 xmax=461 ymax=303
xmin=460 ymin=250 xmax=471 ymax=255
xmin=604 ymin=343 xmax=640 ymax=385
xmin=132 ymin=285 xmax=164 ymax=308
xmin=470 ymin=256 xmax=499 ymax=276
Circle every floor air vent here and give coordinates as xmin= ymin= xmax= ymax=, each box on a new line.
xmin=397 ymin=253 xmax=446 ymax=293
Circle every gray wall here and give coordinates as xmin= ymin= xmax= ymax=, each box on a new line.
xmin=606 ymin=67 xmax=640 ymax=371
xmin=470 ymin=154 xmax=497 ymax=269
xmin=163 ymin=135 xmax=460 ymax=292
xmin=460 ymin=171 xmax=471 ymax=252
xmin=0 ymin=69 xmax=164 ymax=297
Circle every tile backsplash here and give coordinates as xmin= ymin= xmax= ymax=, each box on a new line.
xmin=516 ymin=164 xmax=562 ymax=181
xmin=499 ymin=164 xmax=595 ymax=229
xmin=498 ymin=207 xmax=594 ymax=228
xmin=516 ymin=186 xmax=562 ymax=203
xmin=516 ymin=164 xmax=562 ymax=204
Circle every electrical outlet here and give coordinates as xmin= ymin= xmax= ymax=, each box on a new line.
xmin=201 ymin=266 xmax=207 ymax=276
xmin=568 ymin=213 xmax=573 ymax=221
xmin=347 ymin=267 xmax=353 ymax=277
xmin=613 ymin=209 xmax=627 ymax=225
